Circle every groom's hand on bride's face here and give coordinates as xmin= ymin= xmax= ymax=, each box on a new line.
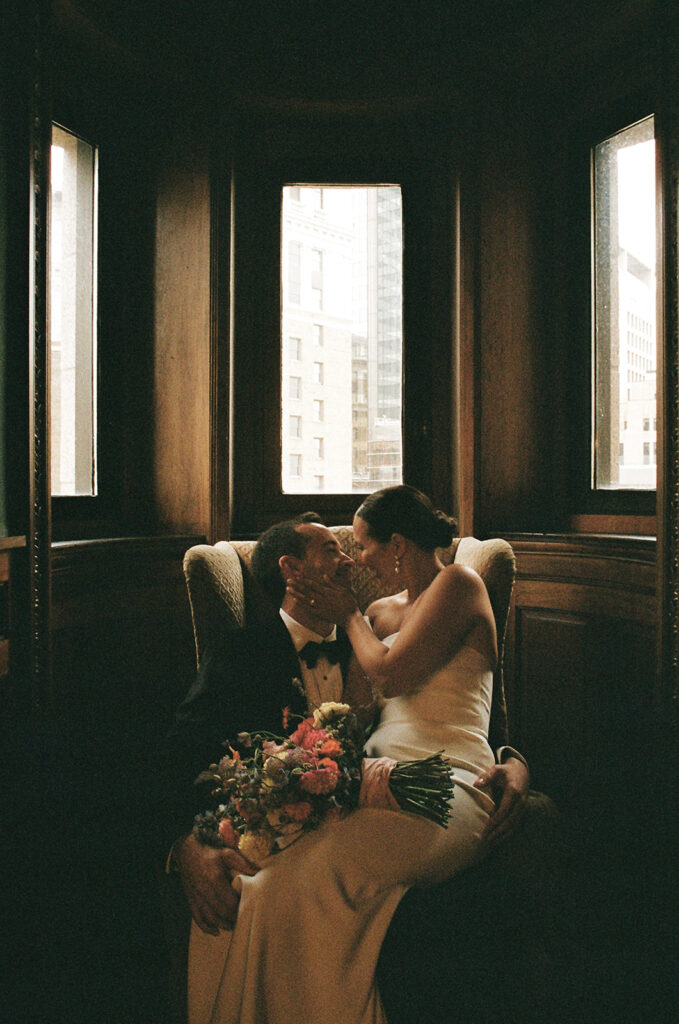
xmin=175 ymin=833 xmax=257 ymax=933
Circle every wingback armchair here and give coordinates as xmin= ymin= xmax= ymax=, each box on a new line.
xmin=181 ymin=528 xmax=560 ymax=1023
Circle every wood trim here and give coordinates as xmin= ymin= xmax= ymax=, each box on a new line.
xmin=457 ymin=137 xmax=477 ymax=537
xmin=0 ymin=536 xmax=27 ymax=551
xmin=209 ymin=140 xmax=232 ymax=544
xmin=658 ymin=37 xmax=679 ymax=721
xmin=51 ymin=534 xmax=203 ymax=630
xmin=28 ymin=0 xmax=53 ymax=713
xmin=568 ymin=514 xmax=656 ymax=536
xmin=508 ymin=532 xmax=656 ymax=617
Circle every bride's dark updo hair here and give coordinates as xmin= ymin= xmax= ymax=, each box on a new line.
xmin=355 ymin=485 xmax=457 ymax=552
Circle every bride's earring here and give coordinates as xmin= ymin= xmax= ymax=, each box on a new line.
xmin=394 ymin=555 xmax=400 ymax=575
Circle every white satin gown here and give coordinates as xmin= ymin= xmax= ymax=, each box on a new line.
xmin=188 ymin=638 xmax=497 ymax=1024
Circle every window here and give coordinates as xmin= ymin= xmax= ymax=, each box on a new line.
xmin=592 ymin=114 xmax=656 ymax=492
xmin=289 ymin=415 xmax=302 ymax=438
xmin=49 ymin=124 xmax=98 ymax=497
xmin=289 ymin=336 xmax=302 ymax=361
xmin=280 ymin=185 xmax=403 ymax=495
xmin=289 ymin=376 xmax=302 ymax=400
xmin=290 ymin=453 xmax=302 ymax=476
xmin=288 ymin=241 xmax=301 ymax=304
xmin=311 ymin=248 xmax=323 ymax=309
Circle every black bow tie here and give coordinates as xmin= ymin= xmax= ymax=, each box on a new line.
xmin=298 ymin=639 xmax=341 ymax=669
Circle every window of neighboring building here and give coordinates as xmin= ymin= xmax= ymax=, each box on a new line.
xmin=280 ymin=185 xmax=403 ymax=495
xmin=290 ymin=415 xmax=302 ymax=438
xmin=288 ymin=336 xmax=302 ymax=360
xmin=49 ymin=123 xmax=98 ymax=497
xmin=289 ymin=376 xmax=302 ymax=400
xmin=311 ymin=247 xmax=323 ymax=310
xmin=592 ymin=114 xmax=656 ymax=492
xmin=290 ymin=453 xmax=302 ymax=476
xmin=288 ymin=241 xmax=301 ymax=304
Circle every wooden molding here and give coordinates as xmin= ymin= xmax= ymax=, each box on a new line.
xmin=28 ymin=0 xmax=53 ymax=713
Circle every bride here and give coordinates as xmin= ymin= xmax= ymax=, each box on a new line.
xmin=189 ymin=485 xmax=499 ymax=1024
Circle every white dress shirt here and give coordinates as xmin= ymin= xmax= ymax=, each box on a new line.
xmin=279 ymin=608 xmax=344 ymax=712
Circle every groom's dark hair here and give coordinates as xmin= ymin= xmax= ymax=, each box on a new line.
xmin=252 ymin=512 xmax=323 ymax=605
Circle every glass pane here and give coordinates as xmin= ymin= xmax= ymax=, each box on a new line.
xmin=281 ymin=185 xmax=403 ymax=494
xmin=593 ymin=115 xmax=656 ymax=490
xmin=50 ymin=124 xmax=98 ymax=496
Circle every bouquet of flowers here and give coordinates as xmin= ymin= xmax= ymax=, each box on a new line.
xmin=192 ymin=702 xmax=454 ymax=865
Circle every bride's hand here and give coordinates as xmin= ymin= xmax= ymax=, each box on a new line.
xmin=286 ymin=573 xmax=358 ymax=624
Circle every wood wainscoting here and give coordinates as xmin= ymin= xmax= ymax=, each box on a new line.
xmin=500 ymin=534 xmax=675 ymax=1023
xmin=7 ymin=534 xmax=202 ymax=1024
xmin=504 ymin=533 xmax=657 ymax=813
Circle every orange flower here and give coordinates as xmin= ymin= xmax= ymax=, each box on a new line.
xmin=290 ymin=719 xmax=312 ymax=745
xmin=319 ymin=738 xmax=342 ymax=758
xmin=283 ymin=801 xmax=312 ymax=822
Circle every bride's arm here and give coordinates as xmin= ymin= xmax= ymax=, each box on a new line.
xmin=341 ymin=654 xmax=379 ymax=727
xmin=342 ymin=565 xmax=492 ymax=696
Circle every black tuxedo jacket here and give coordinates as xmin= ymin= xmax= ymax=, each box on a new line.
xmin=159 ymin=615 xmax=352 ymax=857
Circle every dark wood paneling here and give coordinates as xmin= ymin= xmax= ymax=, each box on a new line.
xmin=504 ymin=535 xmax=657 ymax=818
xmin=5 ymin=535 xmax=204 ymax=1023
xmin=152 ymin=127 xmax=212 ymax=537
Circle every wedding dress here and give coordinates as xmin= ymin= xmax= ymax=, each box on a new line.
xmin=188 ymin=639 xmax=497 ymax=1024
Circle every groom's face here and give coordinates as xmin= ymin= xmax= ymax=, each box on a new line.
xmin=294 ymin=523 xmax=354 ymax=585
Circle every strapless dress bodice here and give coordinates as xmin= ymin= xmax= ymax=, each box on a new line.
xmin=364 ymin=639 xmax=495 ymax=775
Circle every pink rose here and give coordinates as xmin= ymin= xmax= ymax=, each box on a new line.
xmin=218 ymin=818 xmax=241 ymax=848
xmin=299 ymin=767 xmax=339 ymax=795
xmin=300 ymin=729 xmax=328 ymax=751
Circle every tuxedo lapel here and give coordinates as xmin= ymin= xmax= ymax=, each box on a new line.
xmin=257 ymin=615 xmax=308 ymax=721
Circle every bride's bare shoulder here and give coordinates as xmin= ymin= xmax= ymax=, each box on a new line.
xmin=365 ymin=591 xmax=408 ymax=639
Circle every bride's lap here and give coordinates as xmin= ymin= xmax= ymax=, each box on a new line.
xmin=189 ymin=792 xmax=490 ymax=1024
xmin=234 ymin=786 xmax=489 ymax=915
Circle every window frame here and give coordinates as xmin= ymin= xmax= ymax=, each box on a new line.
xmin=229 ymin=156 xmax=446 ymax=537
xmin=49 ymin=121 xmax=99 ymax=502
xmin=567 ymin=95 xmax=658 ymax=519
xmin=49 ymin=113 xmax=105 ymax=533
xmin=49 ymin=96 xmax=156 ymax=541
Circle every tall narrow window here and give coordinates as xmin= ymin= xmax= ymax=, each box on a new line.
xmin=50 ymin=124 xmax=98 ymax=496
xmin=281 ymin=185 xmax=403 ymax=494
xmin=592 ymin=114 xmax=656 ymax=490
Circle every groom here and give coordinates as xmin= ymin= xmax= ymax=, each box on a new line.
xmin=162 ymin=513 xmax=530 ymax=1010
